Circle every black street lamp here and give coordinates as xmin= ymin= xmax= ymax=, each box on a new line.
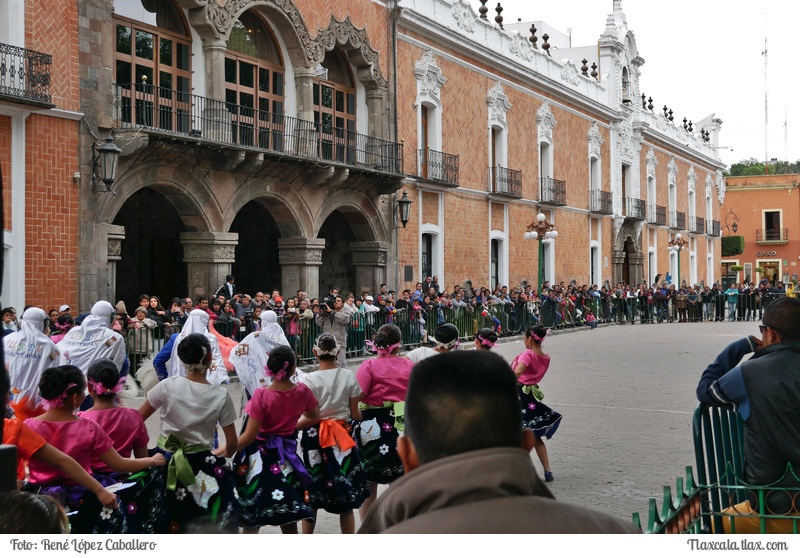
xmin=394 ymin=190 xmax=412 ymax=228
xmin=92 ymin=132 xmax=122 ymax=193
xmin=724 ymin=209 xmax=739 ymax=235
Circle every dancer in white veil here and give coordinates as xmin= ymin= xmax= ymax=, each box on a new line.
xmin=228 ymin=310 xmax=290 ymax=399
xmin=58 ymin=301 xmax=126 ymax=375
xmin=5 ymin=307 xmax=60 ymax=413
xmin=153 ymin=309 xmax=228 ymax=385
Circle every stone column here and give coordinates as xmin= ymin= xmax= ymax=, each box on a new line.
xmin=629 ymin=253 xmax=646 ymax=286
xmin=278 ymin=237 xmax=326 ymax=299
xmin=201 ymin=38 xmax=232 ymax=142
xmin=350 ymin=241 xmax=390 ymax=296
xmin=83 ymin=223 xmax=126 ymax=310
xmin=611 ymin=250 xmax=626 ymax=286
xmin=180 ymin=232 xmax=238 ymax=299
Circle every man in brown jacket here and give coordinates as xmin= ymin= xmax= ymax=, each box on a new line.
xmin=358 ymin=350 xmax=640 ymax=534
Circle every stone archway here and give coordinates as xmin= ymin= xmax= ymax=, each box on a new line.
xmin=612 ymin=219 xmax=645 ymax=286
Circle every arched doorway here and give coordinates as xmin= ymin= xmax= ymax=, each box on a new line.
xmin=229 ymin=201 xmax=281 ymax=295
xmin=113 ymin=187 xmax=187 ymax=308
xmin=318 ymin=210 xmax=357 ymax=295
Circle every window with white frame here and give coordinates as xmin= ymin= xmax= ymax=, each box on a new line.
xmin=537 ymin=101 xmax=557 ymax=199
xmin=414 ymin=50 xmax=446 ymax=179
xmin=487 ymin=81 xmax=511 ymax=193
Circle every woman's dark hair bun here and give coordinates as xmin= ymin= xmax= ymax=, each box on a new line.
xmin=177 ymin=333 xmax=212 ymax=365
xmin=86 ymin=359 xmax=120 ymax=395
xmin=266 ymin=345 xmax=296 ymax=374
xmin=38 ymin=365 xmax=85 ymax=401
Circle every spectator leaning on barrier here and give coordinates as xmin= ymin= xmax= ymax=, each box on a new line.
xmin=696 ymin=297 xmax=800 ymax=534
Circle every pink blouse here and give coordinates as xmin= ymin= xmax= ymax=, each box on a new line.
xmin=245 ymin=384 xmax=318 ymax=437
xmin=79 ymin=407 xmax=150 ymax=473
xmin=356 ymin=356 xmax=414 ymax=406
xmin=24 ymin=418 xmax=113 ymax=485
xmin=511 ymin=350 xmax=551 ymax=386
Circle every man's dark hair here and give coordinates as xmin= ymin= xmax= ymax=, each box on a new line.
xmin=226 ymin=275 xmax=234 ymax=283
xmin=196 ymin=295 xmax=208 ymax=304
xmin=764 ymin=297 xmax=800 ymax=342
xmin=405 ymin=351 xmax=522 ymax=464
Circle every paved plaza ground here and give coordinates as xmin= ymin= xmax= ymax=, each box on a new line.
xmin=127 ymin=320 xmax=757 ymax=533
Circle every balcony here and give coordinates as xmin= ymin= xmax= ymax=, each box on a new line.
xmin=0 ymin=42 xmax=53 ymax=107
xmin=114 ymin=83 xmax=404 ymax=176
xmin=490 ymin=165 xmax=522 ymax=198
xmin=689 ymin=216 xmax=705 ymax=234
xmin=709 ymin=220 xmax=721 ymax=237
xmin=417 ymin=148 xmax=459 ymax=187
xmin=539 ymin=177 xmax=566 ymax=206
xmin=647 ymin=204 xmax=667 ymax=226
xmin=756 ymin=228 xmax=789 ymax=244
xmin=624 ymin=197 xmax=646 ymax=220
xmin=669 ymin=211 xmax=686 ymax=230
xmin=589 ymin=190 xmax=613 ymax=214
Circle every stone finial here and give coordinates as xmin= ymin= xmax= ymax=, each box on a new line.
xmin=668 ymin=109 xmax=674 ymax=122
xmin=494 ymin=3 xmax=503 ymax=29
xmin=590 ymin=62 xmax=598 ymax=79
xmin=529 ymin=24 xmax=538 ymax=48
xmin=641 ymin=94 xmax=647 ymax=109
xmin=613 ymin=0 xmax=624 ymax=13
xmin=647 ymin=97 xmax=653 ymax=111
xmin=542 ymin=33 xmax=551 ymax=55
xmin=688 ymin=120 xmax=693 ymax=133
xmin=581 ymin=59 xmax=589 ymax=75
xmin=663 ymin=105 xmax=668 ymax=118
xmin=683 ymin=117 xmax=688 ymax=130
xmin=479 ymin=0 xmax=488 ymax=19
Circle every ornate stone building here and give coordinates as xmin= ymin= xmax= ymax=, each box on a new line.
xmin=78 ymin=0 xmax=404 ymax=308
xmin=394 ymin=0 xmax=726 ymax=292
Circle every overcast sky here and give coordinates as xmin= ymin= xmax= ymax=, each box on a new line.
xmin=467 ymin=0 xmax=799 ymax=168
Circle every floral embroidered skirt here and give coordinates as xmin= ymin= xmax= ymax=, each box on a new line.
xmin=113 ymin=465 xmax=169 ymax=534
xmin=518 ymin=385 xmax=563 ymax=440
xmin=149 ymin=448 xmax=240 ymax=534
xmin=299 ymin=423 xmax=371 ymax=514
xmin=353 ymin=407 xmax=404 ymax=485
xmin=232 ymin=438 xmax=314 ymax=528
xmin=26 ymin=483 xmax=127 ymax=534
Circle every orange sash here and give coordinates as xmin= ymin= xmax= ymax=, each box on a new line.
xmin=318 ymin=419 xmax=356 ymax=452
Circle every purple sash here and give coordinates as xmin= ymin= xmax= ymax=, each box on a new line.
xmin=259 ymin=434 xmax=312 ymax=486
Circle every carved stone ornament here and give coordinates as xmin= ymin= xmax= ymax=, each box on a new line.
xmin=667 ymin=156 xmax=678 ymax=185
xmin=716 ymin=170 xmax=726 ymax=205
xmin=687 ymin=165 xmax=697 ymax=193
xmin=646 ymin=147 xmax=658 ymax=177
xmin=107 ymin=239 xmax=122 ymax=261
xmin=705 ymin=174 xmax=713 ymax=200
xmin=588 ymin=122 xmax=604 ymax=159
xmin=616 ymin=119 xmax=634 ymax=164
xmin=414 ymin=50 xmax=447 ymax=103
xmin=487 ymin=81 xmax=512 ymax=126
xmin=617 ymin=219 xmax=644 ymax=252
xmin=452 ymin=0 xmax=476 ymax=33
xmin=509 ymin=33 xmax=534 ymax=62
xmin=536 ymin=101 xmax=557 ymax=143
xmin=351 ymin=250 xmax=387 ymax=266
xmin=279 ymin=248 xmax=324 ymax=265
xmin=183 ymin=244 xmax=237 ymax=263
xmin=185 ymin=1 xmax=387 ymax=88
xmin=560 ymin=59 xmax=580 ymax=86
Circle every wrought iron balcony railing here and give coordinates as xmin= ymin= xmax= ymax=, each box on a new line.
xmin=490 ymin=165 xmax=522 ymax=198
xmin=624 ymin=197 xmax=646 ymax=220
xmin=669 ymin=210 xmax=686 ymax=230
xmin=0 ymin=42 xmax=53 ymax=106
xmin=589 ymin=189 xmax=613 ymax=214
xmin=417 ymin=148 xmax=459 ymax=186
xmin=710 ymin=220 xmax=721 ymax=237
xmin=539 ymin=177 xmax=566 ymax=205
xmin=756 ymin=228 xmax=788 ymax=242
xmin=114 ymin=83 xmax=404 ymax=175
xmin=647 ymin=204 xmax=667 ymax=226
xmin=689 ymin=216 xmax=705 ymax=234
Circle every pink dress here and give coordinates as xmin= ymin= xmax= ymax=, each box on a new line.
xmin=356 ymin=356 xmax=414 ymax=406
xmin=24 ymin=418 xmax=113 ymax=485
xmin=512 ymin=350 xmax=550 ymax=386
xmin=79 ymin=407 xmax=150 ymax=473
xmin=245 ymin=384 xmax=318 ymax=437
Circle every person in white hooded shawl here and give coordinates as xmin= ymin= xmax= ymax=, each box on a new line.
xmin=228 ymin=310 xmax=290 ymax=398
xmin=152 ymin=309 xmax=228 ymax=386
xmin=5 ymin=307 xmax=60 ymax=412
xmin=57 ymin=301 xmax=126 ymax=375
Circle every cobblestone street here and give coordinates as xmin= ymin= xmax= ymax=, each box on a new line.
xmin=128 ymin=320 xmax=756 ymax=533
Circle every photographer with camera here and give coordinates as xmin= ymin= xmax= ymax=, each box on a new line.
xmin=314 ymin=295 xmax=350 ymax=368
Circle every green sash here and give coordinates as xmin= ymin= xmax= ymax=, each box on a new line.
xmin=360 ymin=401 xmax=405 ymax=432
xmin=157 ymin=434 xmax=212 ymax=491
xmin=521 ymin=384 xmax=545 ymax=402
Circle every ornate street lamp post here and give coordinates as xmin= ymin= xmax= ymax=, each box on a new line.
xmin=524 ymin=212 xmax=558 ymax=294
xmin=668 ymin=233 xmax=689 ymax=288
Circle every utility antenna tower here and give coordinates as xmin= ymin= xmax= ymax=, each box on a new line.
xmin=762 ymin=17 xmax=768 ymax=166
